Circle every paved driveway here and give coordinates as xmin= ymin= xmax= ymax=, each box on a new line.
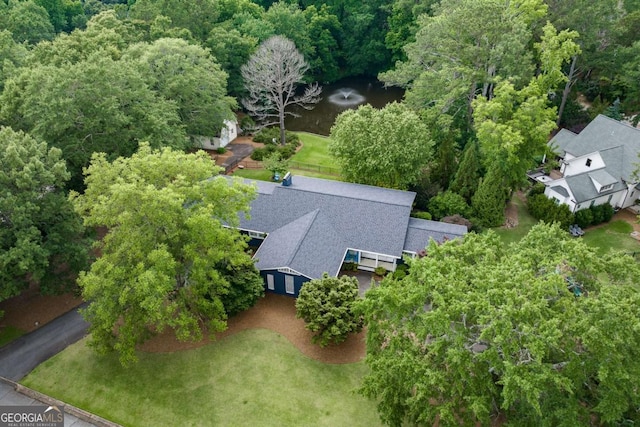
xmin=0 ymin=303 xmax=89 ymax=381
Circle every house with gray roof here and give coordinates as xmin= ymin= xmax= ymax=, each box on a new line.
xmin=544 ymin=115 xmax=640 ymax=213
xmin=234 ymin=174 xmax=467 ymax=296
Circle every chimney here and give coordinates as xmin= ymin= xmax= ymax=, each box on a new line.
xmin=282 ymin=172 xmax=292 ymax=186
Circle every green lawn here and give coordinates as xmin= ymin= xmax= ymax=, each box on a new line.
xmin=290 ymin=133 xmax=337 ymax=168
xmin=493 ymin=195 xmax=537 ymax=245
xmin=582 ymin=220 xmax=639 ymax=255
xmin=493 ymin=196 xmax=640 ymax=255
xmin=233 ymin=133 xmax=341 ymax=182
xmin=22 ymin=330 xmax=382 ymax=427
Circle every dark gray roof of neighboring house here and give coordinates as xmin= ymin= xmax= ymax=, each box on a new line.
xmin=550 ymin=185 xmax=569 ymax=198
xmin=549 ymin=115 xmax=640 ymax=182
xmin=234 ymin=175 xmax=466 ymax=279
xmin=564 ymin=171 xmax=625 ymax=203
xmin=403 ymin=218 xmax=467 ymax=253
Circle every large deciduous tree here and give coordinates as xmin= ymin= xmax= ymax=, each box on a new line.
xmin=295 ymin=273 xmax=362 ymax=347
xmin=241 ymin=35 xmax=321 ymax=146
xmin=123 ymin=38 xmax=237 ymax=138
xmin=330 ymin=102 xmax=433 ymax=190
xmin=0 ymin=127 xmax=88 ymax=304
xmin=359 ymin=223 xmax=640 ymax=426
xmin=70 ymin=144 xmax=259 ymax=365
xmin=0 ymin=54 xmax=186 ymax=190
xmin=380 ymin=0 xmax=545 ymax=127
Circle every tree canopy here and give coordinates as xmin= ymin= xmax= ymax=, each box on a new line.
xmin=359 ymin=223 xmax=640 ymax=426
xmin=70 ymin=144 xmax=258 ymax=365
xmin=330 ymin=102 xmax=433 ymax=190
xmin=0 ymin=127 xmax=88 ymax=303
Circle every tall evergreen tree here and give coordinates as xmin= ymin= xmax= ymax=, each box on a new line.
xmin=450 ymin=140 xmax=481 ymax=203
xmin=471 ymin=164 xmax=507 ymax=227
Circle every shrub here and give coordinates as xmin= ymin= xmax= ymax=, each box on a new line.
xmin=392 ymin=263 xmax=409 ymax=280
xmin=412 ymin=211 xmax=432 ymax=220
xmin=374 ymin=266 xmax=388 ymax=277
xmin=527 ymin=194 xmax=574 ymax=228
xmin=342 ymin=262 xmax=358 ymax=271
xmin=216 ymin=147 xmax=226 ymax=154
xmin=595 ymin=203 xmax=614 ymax=223
xmin=584 ymin=203 xmax=615 ymax=226
xmin=428 ymin=191 xmax=471 ymax=220
xmin=574 ymin=208 xmax=594 ymax=228
xmin=254 ymin=127 xmax=300 ymax=146
xmin=239 ymin=115 xmax=256 ymax=134
xmin=250 ymin=145 xmax=276 ymax=161
xmin=590 ymin=204 xmax=604 ymax=224
xmin=441 ymin=214 xmax=473 ymax=232
xmin=295 ymin=273 xmax=362 ymax=347
xmin=528 ymin=183 xmax=546 ymax=197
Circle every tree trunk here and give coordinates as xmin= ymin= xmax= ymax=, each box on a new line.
xmin=279 ymin=97 xmax=287 ymax=146
xmin=557 ymin=55 xmax=578 ymax=127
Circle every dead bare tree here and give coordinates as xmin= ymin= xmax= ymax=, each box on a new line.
xmin=241 ymin=35 xmax=322 ymax=145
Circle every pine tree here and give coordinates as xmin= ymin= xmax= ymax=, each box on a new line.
xmin=450 ymin=140 xmax=482 ymax=203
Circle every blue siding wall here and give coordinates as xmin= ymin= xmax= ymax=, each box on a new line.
xmin=260 ymin=270 xmax=310 ymax=297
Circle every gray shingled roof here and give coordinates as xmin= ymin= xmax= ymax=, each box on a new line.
xmin=549 ymin=128 xmax=578 ymax=157
xmin=403 ymin=218 xmax=467 ymax=253
xmin=549 ymin=115 xmax=640 ymax=182
xmin=550 ymin=186 xmax=569 ymax=198
xmin=564 ymin=172 xmax=625 ymax=203
xmin=234 ymin=175 xmax=466 ymax=279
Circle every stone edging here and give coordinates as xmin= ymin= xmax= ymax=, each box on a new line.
xmin=0 ymin=376 xmax=122 ymax=427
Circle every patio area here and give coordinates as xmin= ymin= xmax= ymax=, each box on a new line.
xmin=340 ymin=270 xmax=380 ymax=296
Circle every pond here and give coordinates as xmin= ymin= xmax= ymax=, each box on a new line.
xmin=285 ymin=76 xmax=404 ymax=136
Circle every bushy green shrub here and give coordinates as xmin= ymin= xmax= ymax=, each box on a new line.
xmin=528 ymin=183 xmax=546 ymax=197
xmin=216 ymin=147 xmax=226 ymax=154
xmin=250 ymin=145 xmax=276 ymax=161
xmin=392 ymin=263 xmax=409 ymax=279
xmin=374 ymin=266 xmax=388 ymax=277
xmin=574 ymin=208 xmax=594 ymax=228
xmin=428 ymin=191 xmax=471 ymax=220
xmin=411 ymin=211 xmax=432 ymax=220
xmin=254 ymin=127 xmax=300 ymax=146
xmin=527 ymin=194 xmax=574 ymax=228
xmin=599 ymin=203 xmax=614 ymax=222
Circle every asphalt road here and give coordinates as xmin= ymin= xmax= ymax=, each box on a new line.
xmin=0 ymin=303 xmax=89 ymax=381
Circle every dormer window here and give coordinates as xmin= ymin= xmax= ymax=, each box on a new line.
xmin=586 ymin=158 xmax=592 ymax=167
xmin=600 ymin=184 xmax=614 ymax=192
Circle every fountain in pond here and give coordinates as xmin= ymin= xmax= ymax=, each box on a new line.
xmin=327 ymin=87 xmax=366 ymax=108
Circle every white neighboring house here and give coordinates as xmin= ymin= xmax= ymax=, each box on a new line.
xmin=544 ymin=114 xmax=640 ymax=213
xmin=192 ymin=119 xmax=238 ymax=150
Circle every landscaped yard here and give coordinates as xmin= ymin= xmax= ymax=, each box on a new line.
xmin=233 ymin=132 xmax=341 ymax=182
xmin=494 ymin=194 xmax=640 ymax=255
xmin=22 ymin=330 xmax=382 ymax=427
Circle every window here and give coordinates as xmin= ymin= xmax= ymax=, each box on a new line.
xmin=248 ymin=231 xmax=266 ymax=239
xmin=600 ymin=184 xmax=613 ymax=192
xmin=607 ymin=194 xmax=613 ymax=203
xmin=586 ymin=158 xmax=592 ymax=167
xmin=285 ymin=275 xmax=295 ymax=294
xmin=590 ymin=200 xmax=595 ymax=207
xmin=266 ymin=274 xmax=274 ymax=291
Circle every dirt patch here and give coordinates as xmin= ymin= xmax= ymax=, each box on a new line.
xmin=0 ymin=292 xmax=83 ymax=333
xmin=139 ymin=293 xmax=366 ymax=364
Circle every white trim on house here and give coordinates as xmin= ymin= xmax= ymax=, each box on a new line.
xmin=341 ymin=247 xmax=399 ymax=273
xmin=267 ymin=266 xmax=312 ymax=280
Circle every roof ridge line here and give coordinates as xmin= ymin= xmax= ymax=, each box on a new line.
xmin=284 ymin=209 xmax=320 ymax=266
xmin=280 ymin=186 xmax=415 ymax=207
